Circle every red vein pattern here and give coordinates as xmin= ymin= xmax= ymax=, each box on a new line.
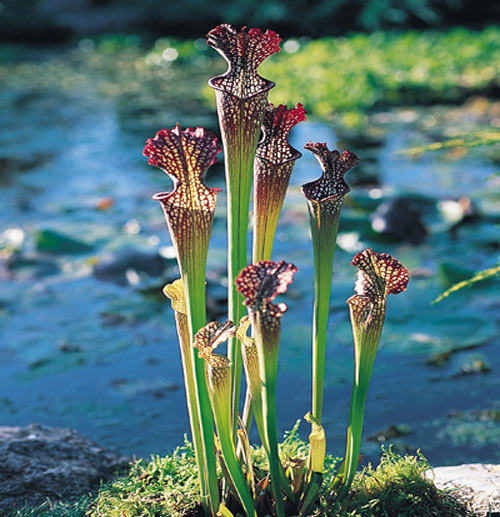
xmin=256 ymin=103 xmax=306 ymax=164
xmin=348 ymin=249 xmax=409 ymax=330
xmin=352 ymin=248 xmax=409 ymax=299
xmin=207 ymin=24 xmax=280 ymax=99
xmin=143 ymin=125 xmax=221 ymax=271
xmin=253 ymin=103 xmax=306 ymax=261
xmin=302 ymin=143 xmax=359 ymax=214
xmin=236 ymin=260 xmax=297 ymax=330
xmin=193 ymin=321 xmax=236 ymax=360
xmin=194 ymin=322 xmax=234 ymax=393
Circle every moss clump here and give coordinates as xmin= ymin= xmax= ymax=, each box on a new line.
xmin=89 ymin=437 xmax=469 ymax=517
xmin=88 ymin=440 xmax=202 ymax=517
xmin=327 ymin=448 xmax=471 ymax=516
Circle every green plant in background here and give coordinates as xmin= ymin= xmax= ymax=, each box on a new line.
xmin=144 ymin=23 xmax=410 ymax=517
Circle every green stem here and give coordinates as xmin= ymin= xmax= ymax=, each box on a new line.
xmin=218 ymin=430 xmax=256 ymax=517
xmin=253 ymin=312 xmax=286 ymax=517
xmin=169 ymin=306 xmax=208 ymax=514
xmin=241 ymin=388 xmax=253 ymax=432
xmin=309 ymin=208 xmax=341 ymax=423
xmin=185 ymin=275 xmax=220 ymax=514
xmin=299 ymin=472 xmax=323 ymax=516
xmin=224 ymin=108 xmax=261 ymax=431
xmin=342 ymin=356 xmax=374 ymax=495
xmin=207 ymin=360 xmax=256 ymax=517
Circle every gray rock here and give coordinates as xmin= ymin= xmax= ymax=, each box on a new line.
xmin=371 ymin=197 xmax=428 ymax=244
xmin=0 ymin=423 xmax=129 ymax=512
xmin=427 ymin=463 xmax=500 ymax=516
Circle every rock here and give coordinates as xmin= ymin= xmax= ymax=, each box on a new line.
xmin=92 ymin=249 xmax=173 ymax=286
xmin=428 ymin=464 xmax=500 ymax=516
xmin=371 ymin=197 xmax=427 ymax=244
xmin=0 ymin=423 xmax=129 ymax=512
xmin=367 ymin=424 xmax=412 ymax=443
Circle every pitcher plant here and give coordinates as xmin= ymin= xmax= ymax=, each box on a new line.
xmin=143 ymin=23 xmax=410 ymax=517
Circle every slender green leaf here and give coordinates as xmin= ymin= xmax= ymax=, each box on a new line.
xmin=432 ymin=265 xmax=500 ymax=304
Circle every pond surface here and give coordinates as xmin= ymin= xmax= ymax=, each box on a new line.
xmin=1 ymin=46 xmax=499 ymax=468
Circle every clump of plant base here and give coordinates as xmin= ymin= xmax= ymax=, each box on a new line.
xmin=84 ymin=442 xmax=469 ymax=517
xmin=139 ymin=23 xmax=414 ymax=516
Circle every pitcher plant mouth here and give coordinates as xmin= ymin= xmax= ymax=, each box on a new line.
xmin=145 ymin=125 xmax=221 ymax=271
xmin=256 ymin=103 xmax=306 ymax=165
xmin=144 ymin=124 xmax=222 ymax=514
xmin=236 ymin=260 xmax=297 ymax=331
xmin=301 ymin=144 xmax=359 ymax=205
xmin=301 ymin=142 xmax=359 ymax=425
xmin=253 ymin=103 xmax=306 ymax=263
xmin=194 ymin=320 xmax=237 ymax=360
xmin=207 ymin=24 xmax=280 ymax=98
xmin=342 ymin=249 xmax=409 ymax=494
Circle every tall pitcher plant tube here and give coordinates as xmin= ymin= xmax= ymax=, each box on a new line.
xmin=163 ymin=279 xmax=205 ymax=504
xmin=194 ymin=322 xmax=257 ymax=517
xmin=143 ymin=125 xmax=221 ymax=513
xmin=236 ymin=260 xmax=297 ymax=517
xmin=207 ymin=25 xmax=281 ymax=421
xmin=302 ymin=144 xmax=359 ymax=423
xmin=342 ymin=249 xmax=409 ymax=492
xmin=253 ymin=103 xmax=306 ymax=263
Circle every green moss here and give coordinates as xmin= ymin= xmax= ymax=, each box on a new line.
xmin=88 ymin=440 xmax=202 ymax=517
xmin=4 ymin=497 xmax=90 ymax=517
xmin=328 ymin=448 xmax=471 ymax=516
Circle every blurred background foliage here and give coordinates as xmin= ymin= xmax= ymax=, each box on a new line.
xmin=1 ymin=0 xmax=500 ymax=43
xmin=3 ymin=26 xmax=500 ymax=125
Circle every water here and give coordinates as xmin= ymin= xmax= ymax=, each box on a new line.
xmin=1 ymin=52 xmax=499 ymax=467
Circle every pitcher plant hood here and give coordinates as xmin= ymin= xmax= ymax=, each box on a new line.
xmin=348 ymin=248 xmax=409 ymax=333
xmin=193 ymin=320 xmax=237 ymax=361
xmin=144 ymin=125 xmax=221 ymax=266
xmin=253 ymin=103 xmax=306 ymax=262
xmin=256 ymin=103 xmax=306 ymax=164
xmin=236 ymin=260 xmax=297 ymax=323
xmin=207 ymin=24 xmax=280 ymax=99
xmin=302 ymin=143 xmax=359 ymax=210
